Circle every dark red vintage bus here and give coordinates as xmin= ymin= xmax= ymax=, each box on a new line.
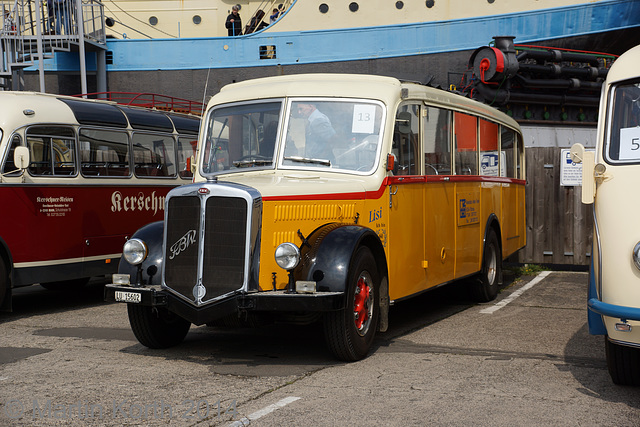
xmin=0 ymin=92 xmax=200 ymax=310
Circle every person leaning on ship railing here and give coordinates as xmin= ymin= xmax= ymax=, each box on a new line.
xmin=226 ymin=5 xmax=242 ymax=36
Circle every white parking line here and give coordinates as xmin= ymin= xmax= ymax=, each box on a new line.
xmin=479 ymin=270 xmax=551 ymax=314
xmin=228 ymin=396 xmax=301 ymax=426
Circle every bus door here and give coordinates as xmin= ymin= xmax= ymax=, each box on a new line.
xmin=497 ymin=125 xmax=523 ymax=255
xmin=422 ymin=106 xmax=456 ymax=287
xmin=387 ymin=103 xmax=426 ymax=300
xmin=453 ymin=112 xmax=482 ymax=278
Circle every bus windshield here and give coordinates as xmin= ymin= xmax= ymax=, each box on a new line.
xmin=201 ymin=101 xmax=283 ymax=174
xmin=606 ymin=80 xmax=640 ymax=163
xmin=200 ymin=98 xmax=384 ymax=175
xmin=282 ymin=99 xmax=383 ymax=173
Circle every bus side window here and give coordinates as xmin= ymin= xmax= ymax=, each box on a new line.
xmin=454 ymin=112 xmax=478 ymax=175
xmin=178 ymin=136 xmax=197 ymax=179
xmin=500 ymin=126 xmax=516 ymax=178
xmin=26 ymin=126 xmax=76 ymax=177
xmin=79 ymin=128 xmax=130 ymax=177
xmin=393 ymin=103 xmax=420 ymax=175
xmin=423 ymin=106 xmax=451 ymax=175
xmin=2 ymin=135 xmax=22 ymax=175
xmin=479 ymin=119 xmax=499 ymax=177
xmin=132 ymin=133 xmax=176 ymax=178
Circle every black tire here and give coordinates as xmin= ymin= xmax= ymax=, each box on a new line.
xmin=0 ymin=258 xmax=7 ymax=308
xmin=324 ymin=247 xmax=380 ymax=361
xmin=470 ymin=229 xmax=501 ymax=302
xmin=605 ymin=337 xmax=640 ymax=385
xmin=40 ymin=277 xmax=91 ymax=291
xmin=127 ymin=304 xmax=191 ymax=349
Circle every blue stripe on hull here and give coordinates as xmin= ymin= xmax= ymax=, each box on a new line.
xmin=41 ymin=0 xmax=640 ymax=72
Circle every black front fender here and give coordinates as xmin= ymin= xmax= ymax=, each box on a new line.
xmin=118 ymin=221 xmax=164 ymax=286
xmin=295 ymin=224 xmax=384 ymax=293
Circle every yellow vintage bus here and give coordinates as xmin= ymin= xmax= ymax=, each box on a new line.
xmin=106 ymin=74 xmax=526 ymax=360
xmin=571 ymin=44 xmax=640 ymax=385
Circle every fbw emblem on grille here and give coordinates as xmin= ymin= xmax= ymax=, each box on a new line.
xmin=169 ymin=230 xmax=197 ymax=260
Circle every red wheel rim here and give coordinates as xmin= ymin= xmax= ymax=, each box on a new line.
xmin=353 ymin=272 xmax=374 ymax=336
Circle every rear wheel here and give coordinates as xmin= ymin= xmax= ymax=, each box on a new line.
xmin=324 ymin=247 xmax=380 ymax=361
xmin=605 ymin=337 xmax=640 ymax=385
xmin=40 ymin=277 xmax=91 ymax=291
xmin=470 ymin=229 xmax=501 ymax=302
xmin=127 ymin=304 xmax=191 ymax=349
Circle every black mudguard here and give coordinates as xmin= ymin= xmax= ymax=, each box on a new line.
xmin=294 ymin=223 xmax=386 ymax=293
xmin=118 ymin=221 xmax=164 ymax=287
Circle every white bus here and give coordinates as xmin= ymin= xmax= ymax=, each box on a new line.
xmin=572 ymin=44 xmax=640 ymax=385
xmin=0 ymin=92 xmax=200 ymax=311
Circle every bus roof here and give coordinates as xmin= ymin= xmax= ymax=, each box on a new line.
xmin=0 ymin=92 xmax=200 ymax=135
xmin=208 ymin=73 xmax=520 ymax=130
xmin=605 ymin=44 xmax=640 ymax=85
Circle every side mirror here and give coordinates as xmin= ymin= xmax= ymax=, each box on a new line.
xmin=13 ymin=146 xmax=29 ymax=169
xmin=570 ymin=143 xmax=595 ymax=204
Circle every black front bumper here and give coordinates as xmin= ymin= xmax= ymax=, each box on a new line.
xmin=105 ymin=284 xmax=345 ymax=325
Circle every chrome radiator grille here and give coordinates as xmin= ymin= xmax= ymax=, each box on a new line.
xmin=163 ymin=190 xmax=250 ymax=305
xmin=202 ymin=196 xmax=247 ymax=296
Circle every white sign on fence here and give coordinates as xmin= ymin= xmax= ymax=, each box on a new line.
xmin=560 ymin=148 xmax=594 ymax=186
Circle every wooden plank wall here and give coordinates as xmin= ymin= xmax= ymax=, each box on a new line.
xmin=517 ymin=147 xmax=593 ymax=266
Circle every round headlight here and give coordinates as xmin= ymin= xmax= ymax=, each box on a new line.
xmin=633 ymin=242 xmax=640 ymax=271
xmin=123 ymin=238 xmax=148 ymax=265
xmin=275 ymin=242 xmax=300 ymax=270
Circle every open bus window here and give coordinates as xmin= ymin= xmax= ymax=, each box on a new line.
xmin=391 ymin=103 xmax=419 ymax=175
xmin=2 ymin=135 xmax=21 ymax=176
xmin=79 ymin=128 xmax=130 ymax=177
xmin=26 ymin=126 xmax=76 ymax=177
xmin=479 ymin=119 xmax=500 ymax=177
xmin=454 ymin=112 xmax=478 ymax=175
xmin=178 ymin=136 xmax=196 ymax=179
xmin=132 ymin=133 xmax=176 ymax=178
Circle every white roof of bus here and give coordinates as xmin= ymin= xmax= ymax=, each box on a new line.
xmin=0 ymin=92 xmax=80 ymax=128
xmin=208 ymin=73 xmax=520 ymax=130
xmin=606 ymin=44 xmax=640 ymax=85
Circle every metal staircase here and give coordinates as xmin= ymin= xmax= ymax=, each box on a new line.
xmin=0 ymin=0 xmax=106 ymax=93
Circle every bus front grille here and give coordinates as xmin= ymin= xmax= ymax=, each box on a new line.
xmin=164 ymin=193 xmax=248 ymax=305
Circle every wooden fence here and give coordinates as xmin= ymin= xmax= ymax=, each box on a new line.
xmin=517 ymin=146 xmax=593 ymax=266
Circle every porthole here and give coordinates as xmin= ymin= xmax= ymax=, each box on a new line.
xmin=193 ymin=15 xmax=201 ymax=25
xmin=349 ymin=2 xmax=359 ymax=12
xmin=319 ymin=3 xmax=329 ymax=13
xmin=426 ymin=0 xmax=435 ymax=8
xmin=396 ymin=1 xmax=404 ymax=9
xmin=487 ymin=0 xmax=495 ymax=3
xmin=149 ymin=16 xmax=158 ymax=26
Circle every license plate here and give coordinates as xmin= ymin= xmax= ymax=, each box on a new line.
xmin=114 ymin=291 xmax=142 ymax=303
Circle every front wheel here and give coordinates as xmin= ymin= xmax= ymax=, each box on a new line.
xmin=127 ymin=304 xmax=191 ymax=349
xmin=470 ymin=229 xmax=501 ymax=302
xmin=605 ymin=337 xmax=640 ymax=385
xmin=324 ymin=247 xmax=380 ymax=361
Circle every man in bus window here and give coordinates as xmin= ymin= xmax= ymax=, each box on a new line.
xmin=297 ymin=103 xmax=336 ymax=161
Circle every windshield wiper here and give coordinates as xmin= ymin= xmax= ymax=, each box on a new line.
xmin=232 ymin=159 xmax=273 ymax=168
xmin=284 ymin=156 xmax=331 ymax=167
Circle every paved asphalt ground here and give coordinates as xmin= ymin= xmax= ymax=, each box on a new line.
xmin=1 ymin=270 xmax=640 ymax=426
